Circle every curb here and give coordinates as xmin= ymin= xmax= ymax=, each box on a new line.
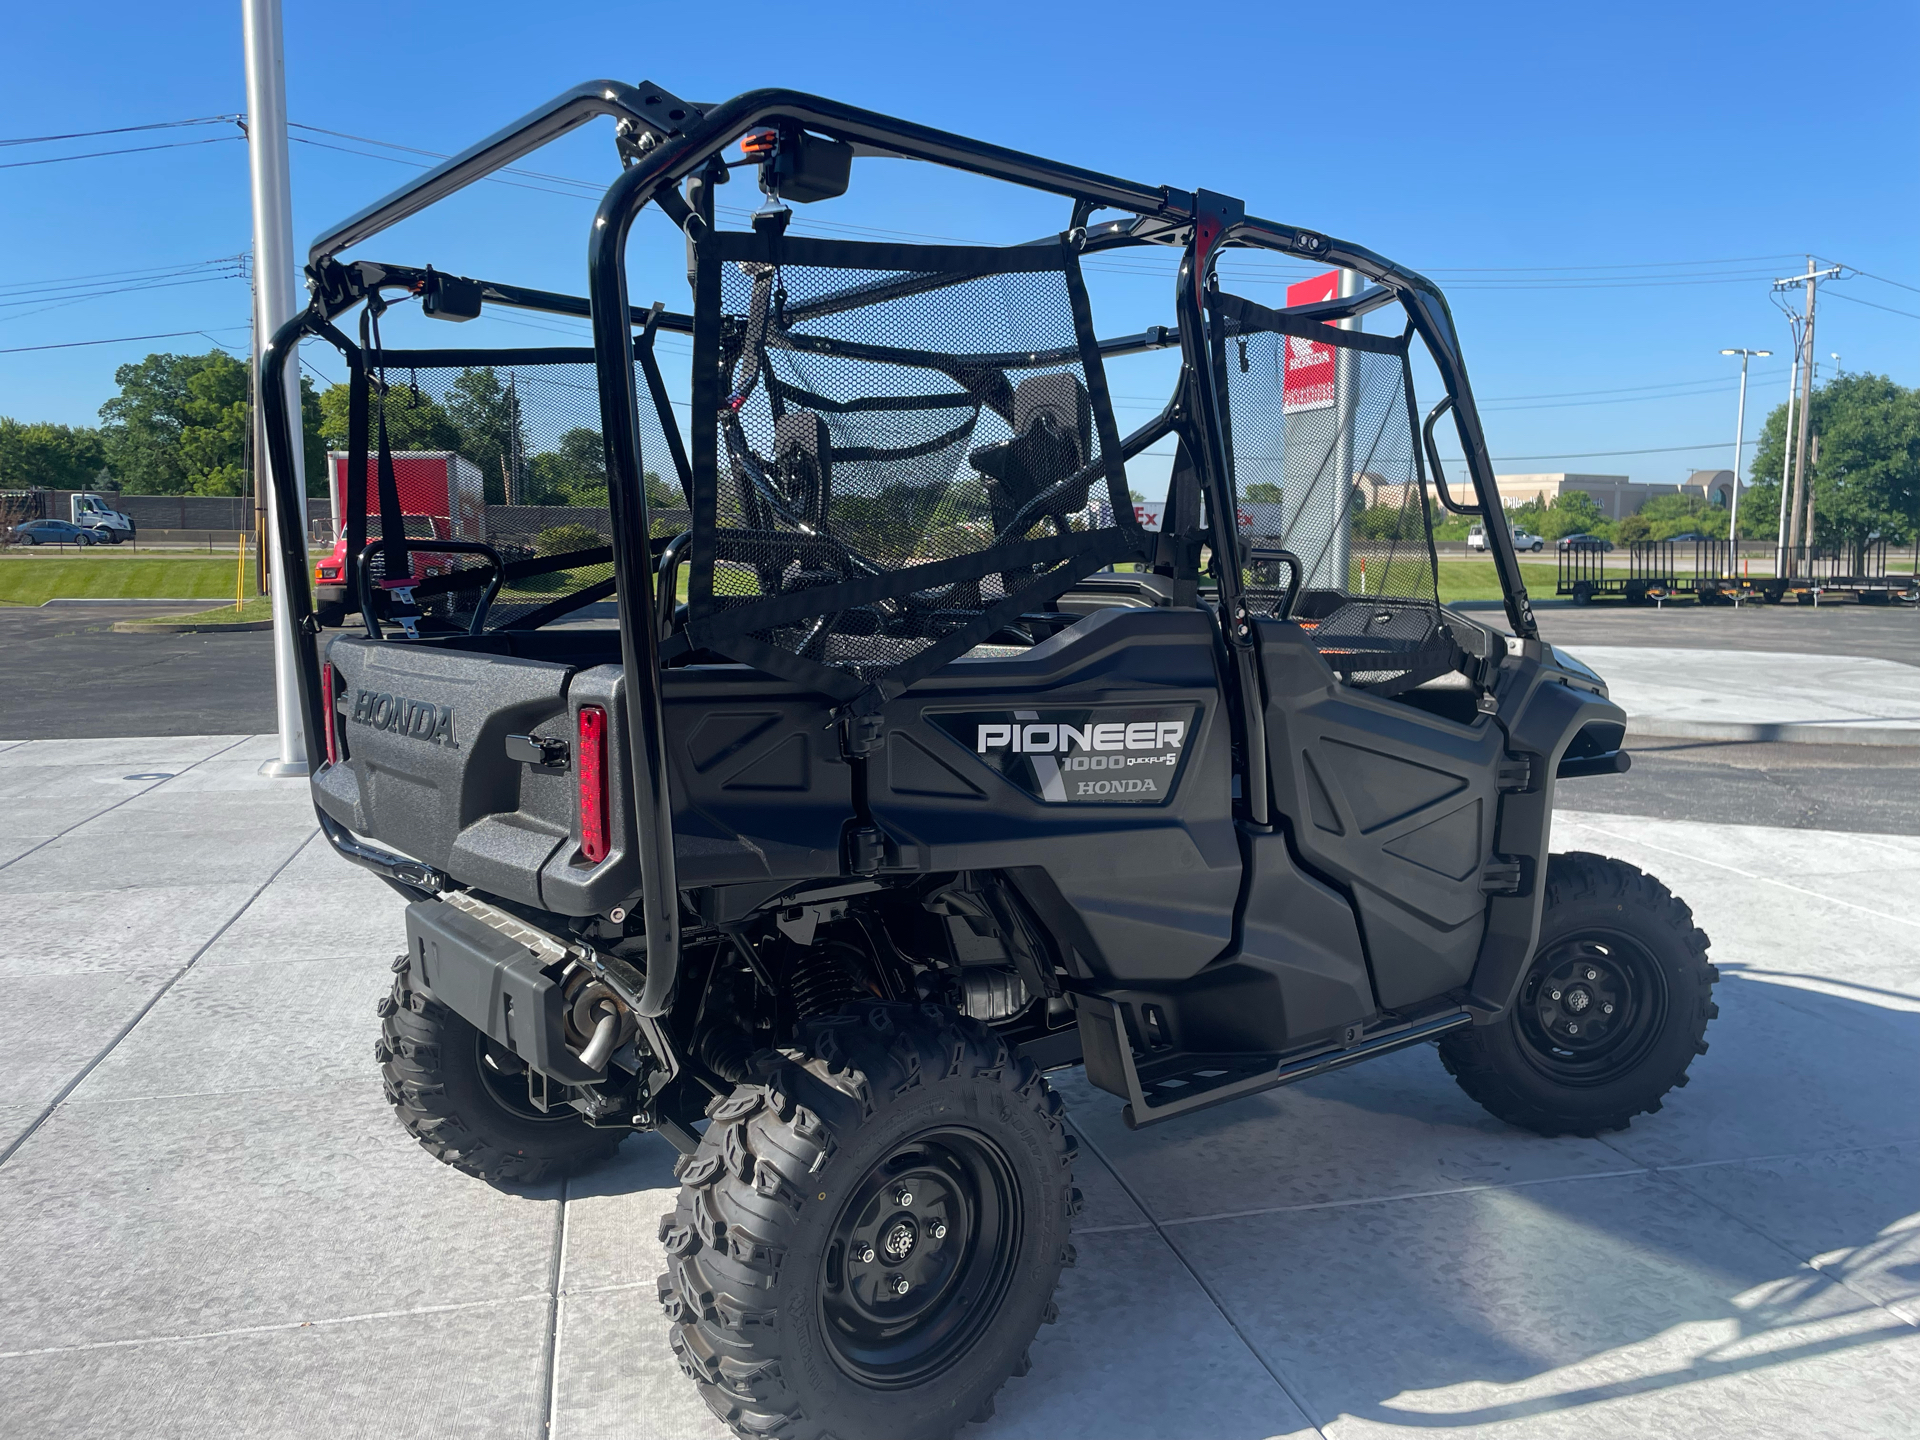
xmin=1627 ymin=718 xmax=1920 ymax=748
xmin=110 ymin=618 xmax=274 ymax=634
xmin=39 ymin=597 xmax=218 ymax=606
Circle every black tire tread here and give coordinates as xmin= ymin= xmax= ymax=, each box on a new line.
xmin=377 ymin=970 xmax=622 ymax=1184
xmin=1440 ymin=851 xmax=1717 ymax=1137
xmin=658 ymin=1000 xmax=1078 ymax=1440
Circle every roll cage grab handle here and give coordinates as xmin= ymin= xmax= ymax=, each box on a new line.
xmin=263 ymin=78 xmax=1538 ymax=1018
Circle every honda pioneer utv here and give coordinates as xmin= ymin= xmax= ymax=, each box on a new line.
xmin=261 ymin=79 xmax=1716 ymax=1440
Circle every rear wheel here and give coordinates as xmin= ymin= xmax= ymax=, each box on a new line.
xmin=376 ymin=965 xmax=623 ymax=1184
xmin=658 ymin=1000 xmax=1080 ymax=1440
xmin=1440 ymin=853 xmax=1717 ymax=1136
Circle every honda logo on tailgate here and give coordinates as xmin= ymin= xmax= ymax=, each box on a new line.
xmin=931 ymin=706 xmax=1200 ymax=804
xmin=351 ymin=689 xmax=458 ymax=747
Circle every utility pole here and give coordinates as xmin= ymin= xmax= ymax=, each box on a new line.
xmin=1720 ymin=347 xmax=1770 ymax=575
xmin=1772 ymin=322 xmax=1800 ymax=579
xmin=244 ymin=0 xmax=309 ymax=776
xmin=1772 ymin=260 xmax=1840 ymax=570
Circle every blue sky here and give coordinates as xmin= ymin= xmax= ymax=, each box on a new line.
xmin=3 ymin=0 xmax=1914 ymax=487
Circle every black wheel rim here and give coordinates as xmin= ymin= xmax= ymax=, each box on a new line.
xmin=474 ymin=1035 xmax=575 ymax=1123
xmin=1513 ymin=934 xmax=1669 ymax=1086
xmin=818 ymin=1127 xmax=1022 ymax=1389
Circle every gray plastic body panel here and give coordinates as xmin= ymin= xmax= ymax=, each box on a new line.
xmin=1466 ymin=658 xmax=1630 ymax=1017
xmin=872 ymin=607 xmax=1243 ymax=984
xmin=1254 ymin=618 xmax=1503 ymax=1011
xmin=316 ymin=636 xmax=573 ymax=907
xmin=538 ymin=663 xmax=854 ymax=916
xmin=403 ymin=897 xmax=598 ymax=1084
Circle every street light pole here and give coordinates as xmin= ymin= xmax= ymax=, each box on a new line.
xmin=1719 ymin=348 xmax=1770 ymax=576
xmin=242 ymin=0 xmax=309 ymax=777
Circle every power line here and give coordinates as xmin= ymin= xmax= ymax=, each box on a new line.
xmin=1469 ymin=440 xmax=1754 ymax=463
xmin=0 ymin=273 xmax=249 ymax=316
xmin=0 ymin=136 xmax=243 ymax=170
xmin=0 ymin=256 xmax=250 ymax=295
xmin=1822 ymin=290 xmax=1920 ymax=322
xmin=1816 ymin=259 xmax=1920 ymax=296
xmin=0 ymin=326 xmax=249 ymax=355
xmin=0 ymin=116 xmax=240 ymax=148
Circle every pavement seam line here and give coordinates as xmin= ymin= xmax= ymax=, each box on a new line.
xmin=1561 ymin=816 xmax=1920 ymax=932
xmin=1072 ymin=1124 xmax=1332 ymax=1440
xmin=0 ymin=825 xmax=321 ymax=1170
xmin=541 ymin=1177 xmax=570 ymax=1439
xmin=0 ymin=1293 xmax=552 ymax=1361
xmin=1597 ymin=1135 xmax=1920 ymax=1334
xmin=0 ymin=733 xmax=254 ymax=876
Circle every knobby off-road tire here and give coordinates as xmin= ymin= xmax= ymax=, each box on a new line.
xmin=1440 ymin=852 xmax=1718 ymax=1136
xmin=375 ymin=962 xmax=623 ymax=1184
xmin=658 ymin=1000 xmax=1081 ymax=1440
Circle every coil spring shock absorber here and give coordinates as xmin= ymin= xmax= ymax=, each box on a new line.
xmin=789 ymin=941 xmax=874 ymax=1019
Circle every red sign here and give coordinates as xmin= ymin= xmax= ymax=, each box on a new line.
xmin=1282 ymin=270 xmax=1340 ymax=413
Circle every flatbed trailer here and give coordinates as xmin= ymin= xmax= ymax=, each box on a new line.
xmin=1560 ymin=538 xmax=1920 ymax=605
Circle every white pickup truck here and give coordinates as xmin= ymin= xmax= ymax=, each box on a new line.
xmin=1468 ymin=523 xmax=1544 ymax=553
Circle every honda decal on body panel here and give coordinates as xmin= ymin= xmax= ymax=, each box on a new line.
xmin=930 ymin=706 xmax=1201 ymax=804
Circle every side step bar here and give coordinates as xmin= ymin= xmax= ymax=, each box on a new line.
xmin=1076 ymin=997 xmax=1473 ymax=1129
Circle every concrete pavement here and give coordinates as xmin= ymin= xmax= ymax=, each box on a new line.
xmin=1561 ymin=645 xmax=1920 ymax=746
xmin=1 ymin=735 xmax=1916 ymax=1438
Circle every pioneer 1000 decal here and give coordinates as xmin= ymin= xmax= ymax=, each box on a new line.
xmin=930 ymin=707 xmax=1202 ymax=805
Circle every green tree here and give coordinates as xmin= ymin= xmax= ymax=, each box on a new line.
xmin=1244 ymin=482 xmax=1283 ymax=504
xmin=1747 ymin=372 xmax=1920 ymax=546
xmin=0 ymin=419 xmax=108 ymax=489
xmin=444 ymin=367 xmax=529 ymax=505
xmin=99 ymin=349 xmax=324 ymax=496
xmin=1635 ymin=492 xmax=1726 ymax=540
xmin=317 ymin=380 xmax=460 ymax=457
xmin=1537 ymin=490 xmax=1606 ymax=540
xmin=526 ymin=426 xmax=609 ymax=506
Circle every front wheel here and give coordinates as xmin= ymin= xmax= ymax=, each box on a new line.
xmin=1440 ymin=853 xmax=1717 ymax=1136
xmin=658 ymin=1001 xmax=1080 ymax=1440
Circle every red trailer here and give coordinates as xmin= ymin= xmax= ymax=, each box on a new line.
xmin=313 ymin=451 xmax=486 ymax=610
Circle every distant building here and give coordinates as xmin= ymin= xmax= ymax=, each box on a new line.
xmin=1492 ymin=473 xmax=1687 ymax=520
xmin=1682 ymin=469 xmax=1737 ymax=507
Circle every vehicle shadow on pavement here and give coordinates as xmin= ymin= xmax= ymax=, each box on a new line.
xmin=1031 ymin=971 xmax=1919 ymax=1438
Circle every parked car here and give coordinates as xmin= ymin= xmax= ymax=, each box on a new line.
xmin=1467 ymin=524 xmax=1545 ymax=552
xmin=1557 ymin=532 xmax=1614 ymax=552
xmin=9 ymin=519 xmax=99 ymax=547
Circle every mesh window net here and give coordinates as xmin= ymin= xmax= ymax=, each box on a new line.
xmin=336 ymin=347 xmax=686 ymax=634
xmin=678 ymin=232 xmax=1141 ymax=703
xmin=1210 ymin=287 xmax=1454 ymax=695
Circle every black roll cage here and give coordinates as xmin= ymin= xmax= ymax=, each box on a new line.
xmin=260 ymin=78 xmax=1538 ymax=1022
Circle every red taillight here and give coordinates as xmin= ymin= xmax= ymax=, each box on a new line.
xmin=577 ymin=705 xmax=609 ymax=863
xmin=320 ymin=663 xmax=340 ymax=766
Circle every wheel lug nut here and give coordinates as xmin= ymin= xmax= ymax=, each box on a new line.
xmin=1567 ymin=1022 xmax=1580 ymax=1034
xmin=893 ymin=1186 xmax=913 ymax=1207
xmin=1549 ymin=989 xmax=1561 ymax=1001
xmin=929 ymin=1221 xmax=947 ymax=1240
xmin=853 ymin=1244 xmax=874 ymax=1264
xmin=1602 ymin=1003 xmax=1614 ymax=1015
xmin=1585 ymin=969 xmax=1598 ymax=981
xmin=889 ymin=1274 xmax=910 ymax=1296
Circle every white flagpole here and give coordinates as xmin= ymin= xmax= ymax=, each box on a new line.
xmin=243 ymin=0 xmax=311 ymax=776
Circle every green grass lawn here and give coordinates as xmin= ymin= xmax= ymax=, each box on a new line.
xmin=1434 ymin=560 xmax=1508 ymax=603
xmin=129 ymin=594 xmax=275 ymax=626
xmin=0 ymin=553 xmax=259 ymax=606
